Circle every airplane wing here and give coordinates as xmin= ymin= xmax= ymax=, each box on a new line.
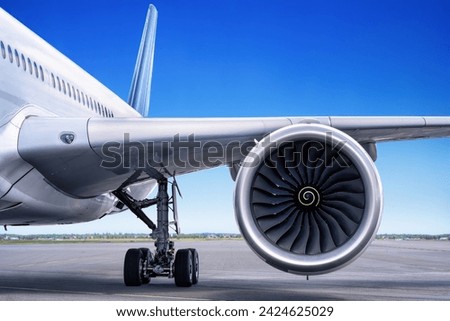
xmin=18 ymin=115 xmax=450 ymax=198
xmin=329 ymin=116 xmax=450 ymax=142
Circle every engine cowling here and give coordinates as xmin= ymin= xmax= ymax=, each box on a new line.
xmin=235 ymin=124 xmax=383 ymax=275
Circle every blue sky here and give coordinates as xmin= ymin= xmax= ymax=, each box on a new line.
xmin=2 ymin=0 xmax=449 ymax=234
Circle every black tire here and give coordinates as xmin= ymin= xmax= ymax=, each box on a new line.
xmin=139 ymin=248 xmax=151 ymax=284
xmin=174 ymin=249 xmax=193 ymax=287
xmin=189 ymin=248 xmax=199 ymax=285
xmin=124 ymin=248 xmax=143 ymax=286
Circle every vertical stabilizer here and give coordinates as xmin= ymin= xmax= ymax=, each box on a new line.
xmin=128 ymin=4 xmax=158 ymax=117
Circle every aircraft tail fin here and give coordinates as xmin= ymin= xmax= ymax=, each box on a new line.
xmin=128 ymin=4 xmax=158 ymax=117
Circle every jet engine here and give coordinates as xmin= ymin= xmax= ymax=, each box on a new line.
xmin=235 ymin=124 xmax=383 ymax=275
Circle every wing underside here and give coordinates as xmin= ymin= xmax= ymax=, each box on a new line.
xmin=18 ymin=115 xmax=450 ymax=198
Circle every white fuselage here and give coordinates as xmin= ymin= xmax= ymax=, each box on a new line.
xmin=0 ymin=8 xmax=144 ymax=225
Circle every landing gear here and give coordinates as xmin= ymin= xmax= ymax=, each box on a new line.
xmin=138 ymin=248 xmax=151 ymax=284
xmin=173 ymin=248 xmax=200 ymax=287
xmin=114 ymin=178 xmax=199 ymax=287
xmin=174 ymin=249 xmax=193 ymax=287
xmin=123 ymin=248 xmax=150 ymax=286
xmin=190 ymin=248 xmax=199 ymax=285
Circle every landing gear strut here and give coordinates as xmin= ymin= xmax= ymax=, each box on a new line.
xmin=113 ymin=178 xmax=198 ymax=287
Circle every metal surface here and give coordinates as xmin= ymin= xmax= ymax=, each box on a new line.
xmin=128 ymin=5 xmax=158 ymax=117
xmin=235 ymin=124 xmax=383 ymax=275
xmin=16 ymin=115 xmax=450 ymax=200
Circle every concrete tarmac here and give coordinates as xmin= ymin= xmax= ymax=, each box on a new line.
xmin=0 ymin=239 xmax=449 ymax=300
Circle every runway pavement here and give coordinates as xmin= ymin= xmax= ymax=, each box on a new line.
xmin=0 ymin=239 xmax=449 ymax=300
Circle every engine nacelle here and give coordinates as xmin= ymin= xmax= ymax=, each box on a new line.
xmin=235 ymin=124 xmax=383 ymax=275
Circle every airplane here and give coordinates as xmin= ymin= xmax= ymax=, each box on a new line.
xmin=0 ymin=4 xmax=449 ymax=288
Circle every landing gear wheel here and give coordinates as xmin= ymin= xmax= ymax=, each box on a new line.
xmin=189 ymin=248 xmax=199 ymax=285
xmin=139 ymin=248 xmax=152 ymax=284
xmin=123 ymin=248 xmax=152 ymax=286
xmin=124 ymin=248 xmax=147 ymax=286
xmin=174 ymin=249 xmax=193 ymax=287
